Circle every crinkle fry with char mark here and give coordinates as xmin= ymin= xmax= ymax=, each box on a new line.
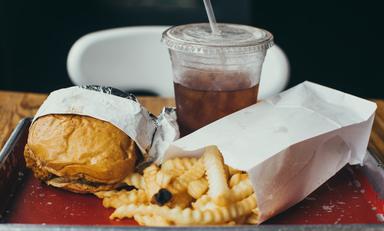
xmin=123 ymin=173 xmax=145 ymax=189
xmin=97 ymin=146 xmax=260 ymax=225
xmin=166 ymin=191 xmax=193 ymax=209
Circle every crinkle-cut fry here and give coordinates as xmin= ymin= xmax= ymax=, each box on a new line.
xmin=166 ymin=192 xmax=193 ymax=209
xmin=228 ymin=166 xmax=242 ymax=176
xmin=227 ymin=179 xmax=254 ymax=202
xmin=143 ymin=164 xmax=160 ymax=199
xmin=224 ymin=165 xmax=230 ymax=181
xmin=226 ymin=221 xmax=236 ymax=225
xmin=245 ymin=209 xmax=260 ymax=224
xmin=94 ymin=190 xmax=117 ymax=199
xmin=203 ymin=146 xmax=229 ymax=206
xmin=234 ymin=215 xmax=247 ymax=224
xmin=102 ymin=189 xmax=148 ymax=208
xmin=192 ymin=195 xmax=219 ymax=212
xmin=123 ymin=173 xmax=145 ymax=189
xmin=133 ymin=215 xmax=146 ymax=226
xmin=133 ymin=214 xmax=145 ymax=225
xmin=194 ymin=200 xmax=219 ymax=211
xmin=155 ymin=170 xmax=173 ymax=188
xmin=191 ymin=194 xmax=211 ymax=210
xmin=161 ymin=157 xmax=198 ymax=177
xmin=229 ymin=173 xmax=248 ymax=188
xmin=111 ymin=193 xmax=258 ymax=225
xmin=166 ymin=158 xmax=205 ymax=194
xmin=133 ymin=215 xmax=172 ymax=226
xmin=188 ymin=178 xmax=208 ymax=199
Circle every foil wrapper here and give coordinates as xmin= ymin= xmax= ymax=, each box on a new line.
xmin=33 ymin=86 xmax=179 ymax=165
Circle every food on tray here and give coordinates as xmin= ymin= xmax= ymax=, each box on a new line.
xmin=95 ymin=146 xmax=259 ymax=226
xmin=24 ymin=114 xmax=137 ymax=193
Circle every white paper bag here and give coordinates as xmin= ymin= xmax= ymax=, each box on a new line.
xmin=163 ymin=81 xmax=377 ymax=223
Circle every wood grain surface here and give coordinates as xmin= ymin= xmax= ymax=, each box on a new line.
xmin=369 ymin=100 xmax=384 ymax=164
xmin=0 ymin=90 xmax=383 ymax=163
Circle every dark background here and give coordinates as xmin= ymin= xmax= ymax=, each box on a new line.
xmin=0 ymin=0 xmax=383 ymax=98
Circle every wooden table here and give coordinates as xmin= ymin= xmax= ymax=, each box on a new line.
xmin=0 ymin=90 xmax=383 ymax=163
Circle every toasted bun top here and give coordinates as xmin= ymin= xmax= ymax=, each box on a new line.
xmin=26 ymin=114 xmax=136 ymax=184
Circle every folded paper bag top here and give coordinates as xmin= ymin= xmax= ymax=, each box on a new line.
xmin=163 ymin=81 xmax=377 ymax=223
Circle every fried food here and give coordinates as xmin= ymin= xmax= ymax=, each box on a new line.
xmin=143 ymin=164 xmax=160 ymax=199
xmin=166 ymin=158 xmax=205 ymax=194
xmin=228 ymin=178 xmax=254 ymax=202
xmin=227 ymin=166 xmax=242 ymax=176
xmin=134 ymin=214 xmax=171 ymax=226
xmin=229 ymin=173 xmax=248 ymax=188
xmin=95 ymin=146 xmax=259 ymax=226
xmin=155 ymin=170 xmax=173 ymax=188
xmin=110 ymin=194 xmax=257 ymax=225
xmin=161 ymin=157 xmax=198 ymax=177
xmin=96 ymin=189 xmax=148 ymax=208
xmin=203 ymin=146 xmax=230 ymax=206
xmin=187 ymin=178 xmax=208 ymax=199
xmin=246 ymin=209 xmax=260 ymax=224
xmin=123 ymin=173 xmax=145 ymax=190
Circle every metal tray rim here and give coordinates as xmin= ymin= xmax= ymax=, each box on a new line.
xmin=0 ymin=118 xmax=31 ymax=164
xmin=2 ymin=223 xmax=384 ymax=231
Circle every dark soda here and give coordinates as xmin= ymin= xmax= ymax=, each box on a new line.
xmin=174 ymin=79 xmax=259 ymax=136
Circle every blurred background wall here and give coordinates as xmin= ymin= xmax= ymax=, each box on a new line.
xmin=0 ymin=0 xmax=383 ymax=98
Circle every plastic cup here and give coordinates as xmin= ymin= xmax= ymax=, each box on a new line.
xmin=162 ymin=23 xmax=273 ymax=136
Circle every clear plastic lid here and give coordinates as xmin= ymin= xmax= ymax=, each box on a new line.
xmin=162 ymin=23 xmax=274 ymax=55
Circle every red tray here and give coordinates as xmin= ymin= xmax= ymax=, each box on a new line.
xmin=1 ymin=118 xmax=384 ymax=230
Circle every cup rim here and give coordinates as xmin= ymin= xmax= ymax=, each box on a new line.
xmin=161 ymin=23 xmax=274 ymax=55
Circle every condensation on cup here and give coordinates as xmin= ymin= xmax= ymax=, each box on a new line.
xmin=162 ymin=23 xmax=273 ymax=136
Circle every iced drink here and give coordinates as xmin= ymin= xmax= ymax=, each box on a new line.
xmin=162 ymin=23 xmax=273 ymax=136
xmin=174 ymin=70 xmax=258 ymax=135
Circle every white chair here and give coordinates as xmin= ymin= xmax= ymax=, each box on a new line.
xmin=67 ymin=26 xmax=289 ymax=99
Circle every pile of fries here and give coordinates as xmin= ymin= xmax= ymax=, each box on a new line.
xmin=95 ymin=146 xmax=259 ymax=226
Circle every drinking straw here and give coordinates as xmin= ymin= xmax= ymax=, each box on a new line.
xmin=203 ymin=0 xmax=220 ymax=35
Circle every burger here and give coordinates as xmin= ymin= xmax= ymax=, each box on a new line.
xmin=24 ymin=114 xmax=137 ymax=193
